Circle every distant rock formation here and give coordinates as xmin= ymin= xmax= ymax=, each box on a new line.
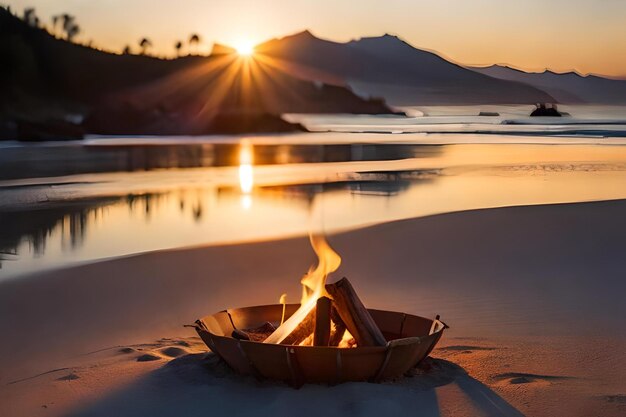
xmin=15 ymin=119 xmax=85 ymax=141
xmin=84 ymin=102 xmax=305 ymax=135
xmin=209 ymin=111 xmax=306 ymax=134
xmin=530 ymin=103 xmax=562 ymax=117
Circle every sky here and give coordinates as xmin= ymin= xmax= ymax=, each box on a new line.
xmin=5 ymin=0 xmax=626 ymax=77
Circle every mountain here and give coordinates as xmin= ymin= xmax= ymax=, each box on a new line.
xmin=0 ymin=9 xmax=393 ymax=138
xmin=255 ymin=31 xmax=555 ymax=105
xmin=470 ymin=65 xmax=626 ymax=104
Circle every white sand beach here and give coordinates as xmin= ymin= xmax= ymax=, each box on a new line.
xmin=1 ymin=200 xmax=625 ymax=417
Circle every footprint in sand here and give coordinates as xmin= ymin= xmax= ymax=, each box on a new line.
xmin=438 ymin=345 xmax=498 ymax=354
xmin=118 ymin=347 xmax=136 ymax=354
xmin=159 ymin=346 xmax=189 ymax=358
xmin=493 ymin=372 xmax=572 ymax=385
xmin=56 ymin=373 xmax=80 ymax=381
xmin=136 ymin=353 xmax=162 ymax=362
xmin=603 ymin=394 xmax=626 ymax=405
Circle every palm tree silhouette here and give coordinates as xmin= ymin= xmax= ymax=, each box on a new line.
xmin=51 ymin=15 xmax=60 ymax=36
xmin=189 ymin=33 xmax=201 ymax=55
xmin=23 ymin=7 xmax=37 ymax=27
xmin=60 ymin=14 xmax=76 ymax=40
xmin=139 ymin=38 xmax=153 ymax=55
xmin=175 ymin=40 xmax=183 ymax=57
xmin=67 ymin=24 xmax=80 ymax=41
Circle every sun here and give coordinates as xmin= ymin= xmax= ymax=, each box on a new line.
xmin=234 ymin=40 xmax=255 ymax=56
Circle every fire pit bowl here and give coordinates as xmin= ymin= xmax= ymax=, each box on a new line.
xmin=195 ymin=303 xmax=447 ymax=386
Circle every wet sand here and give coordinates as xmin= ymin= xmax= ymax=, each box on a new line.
xmin=1 ymin=200 xmax=625 ymax=416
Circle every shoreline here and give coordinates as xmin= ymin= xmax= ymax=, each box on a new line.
xmin=3 ymin=196 xmax=626 ymax=282
xmin=4 ymin=196 xmax=626 ymax=284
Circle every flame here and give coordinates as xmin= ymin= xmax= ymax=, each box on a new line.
xmin=279 ymin=293 xmax=287 ymax=325
xmin=263 ymin=234 xmax=341 ymax=344
xmin=338 ymin=329 xmax=356 ymax=348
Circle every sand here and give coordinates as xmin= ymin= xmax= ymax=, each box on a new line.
xmin=1 ymin=200 xmax=625 ymax=417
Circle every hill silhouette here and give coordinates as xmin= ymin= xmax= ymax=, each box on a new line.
xmin=0 ymin=8 xmax=393 ymax=138
xmin=469 ymin=65 xmax=626 ymax=104
xmin=255 ymin=31 xmax=555 ymax=105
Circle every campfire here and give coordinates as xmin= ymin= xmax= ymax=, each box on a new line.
xmin=194 ymin=235 xmax=447 ymax=386
xmin=232 ymin=276 xmax=384 ymax=348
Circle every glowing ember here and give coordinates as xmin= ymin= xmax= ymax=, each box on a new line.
xmin=263 ymin=234 xmax=341 ymax=344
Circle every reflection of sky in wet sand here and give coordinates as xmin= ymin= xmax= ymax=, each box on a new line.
xmin=1 ymin=143 xmax=626 ymax=279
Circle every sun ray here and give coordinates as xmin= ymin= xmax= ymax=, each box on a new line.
xmin=253 ymin=52 xmax=345 ymax=87
xmin=100 ymin=39 xmax=353 ymax=133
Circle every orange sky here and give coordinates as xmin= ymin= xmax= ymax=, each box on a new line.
xmin=6 ymin=0 xmax=626 ymax=77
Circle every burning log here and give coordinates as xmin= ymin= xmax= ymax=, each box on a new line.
xmin=314 ymin=296 xmax=331 ymax=346
xmin=231 ymin=329 xmax=250 ymax=340
xmin=325 ymin=277 xmax=387 ymax=347
xmin=328 ymin=305 xmax=347 ymax=346
xmin=281 ymin=306 xmax=316 ymax=345
xmin=276 ymin=296 xmax=343 ymax=346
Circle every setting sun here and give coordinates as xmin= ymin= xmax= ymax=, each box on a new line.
xmin=235 ymin=40 xmax=255 ymax=56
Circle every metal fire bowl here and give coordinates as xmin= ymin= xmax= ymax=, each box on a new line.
xmin=195 ymin=304 xmax=446 ymax=386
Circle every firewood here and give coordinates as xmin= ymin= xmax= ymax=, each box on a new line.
xmin=328 ymin=305 xmax=347 ymax=346
xmin=325 ymin=277 xmax=387 ymax=347
xmin=232 ymin=329 xmax=250 ymax=340
xmin=281 ymin=306 xmax=316 ymax=345
xmin=314 ymin=296 xmax=331 ymax=346
xmin=232 ymin=322 xmax=277 ymax=342
xmin=244 ymin=321 xmax=277 ymax=342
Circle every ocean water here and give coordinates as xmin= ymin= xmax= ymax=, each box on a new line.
xmin=1 ymin=105 xmax=625 ymax=279
xmin=285 ymin=104 xmax=626 ymax=134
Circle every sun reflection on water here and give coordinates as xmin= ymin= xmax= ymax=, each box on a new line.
xmin=239 ymin=142 xmax=254 ymax=195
